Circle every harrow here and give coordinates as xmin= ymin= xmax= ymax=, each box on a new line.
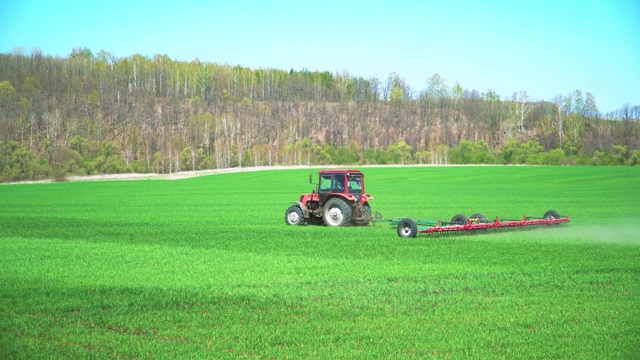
xmin=381 ymin=210 xmax=570 ymax=237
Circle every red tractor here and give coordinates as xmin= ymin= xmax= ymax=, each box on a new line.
xmin=285 ymin=169 xmax=373 ymax=226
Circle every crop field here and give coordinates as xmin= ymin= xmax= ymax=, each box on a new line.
xmin=1 ymin=166 xmax=639 ymax=358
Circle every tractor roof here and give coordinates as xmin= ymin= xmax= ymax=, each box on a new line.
xmin=318 ymin=169 xmax=363 ymax=175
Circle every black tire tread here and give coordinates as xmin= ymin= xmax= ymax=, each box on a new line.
xmin=451 ymin=213 xmax=469 ymax=225
xmin=353 ymin=202 xmax=372 ymax=226
xmin=285 ymin=205 xmax=305 ymax=225
xmin=470 ymin=213 xmax=488 ymax=224
xmin=544 ymin=210 xmax=561 ymax=219
xmin=323 ymin=197 xmax=353 ymax=226
xmin=397 ymin=218 xmax=418 ymax=238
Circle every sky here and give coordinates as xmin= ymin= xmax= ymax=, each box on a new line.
xmin=1 ymin=0 xmax=638 ymax=113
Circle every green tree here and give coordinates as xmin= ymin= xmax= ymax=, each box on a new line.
xmin=564 ymin=113 xmax=585 ymax=155
xmin=22 ymin=76 xmax=42 ymax=98
xmin=0 ymin=80 xmax=16 ymax=109
xmin=317 ymin=144 xmax=335 ymax=165
xmin=426 ymin=73 xmax=448 ymax=105
xmin=361 ymin=148 xmax=374 ymax=164
xmin=414 ymin=150 xmax=430 ymax=164
xmin=500 ymin=138 xmax=543 ymax=164
xmin=450 ymin=139 xmax=495 ymax=164
xmin=335 ymin=145 xmax=357 ymax=164
xmin=450 ymin=140 xmax=475 ymax=164
xmin=390 ymin=86 xmax=407 ymax=103
xmin=53 ymin=145 xmax=83 ymax=175
xmin=539 ymin=148 xmax=566 ymax=165
xmin=610 ymin=144 xmax=627 ymax=165
xmin=627 ymin=149 xmax=639 ymax=166
xmin=0 ymin=141 xmax=49 ymax=182
xmin=181 ymin=146 xmax=194 ymax=171
xmin=387 ymin=141 xmax=413 ymax=164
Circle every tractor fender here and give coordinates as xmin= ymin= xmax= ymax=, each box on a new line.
xmin=326 ymin=194 xmax=356 ymax=203
xmin=290 ymin=201 xmax=309 ymax=218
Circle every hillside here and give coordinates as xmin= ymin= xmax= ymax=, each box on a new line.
xmin=1 ymin=49 xmax=639 ymax=182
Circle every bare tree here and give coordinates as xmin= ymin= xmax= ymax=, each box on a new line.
xmin=510 ymin=91 xmax=530 ymax=134
xmin=552 ymin=95 xmax=564 ymax=147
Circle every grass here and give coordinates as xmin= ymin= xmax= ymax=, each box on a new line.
xmin=1 ymin=166 xmax=639 ymax=358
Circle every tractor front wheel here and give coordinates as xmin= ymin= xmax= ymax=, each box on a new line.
xmin=285 ymin=205 xmax=305 ymax=225
xmin=323 ymin=198 xmax=352 ymax=227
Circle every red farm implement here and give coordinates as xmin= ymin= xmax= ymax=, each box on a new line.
xmin=391 ymin=210 xmax=570 ymax=238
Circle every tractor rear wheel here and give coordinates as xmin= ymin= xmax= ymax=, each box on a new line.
xmin=397 ymin=218 xmax=417 ymax=238
xmin=451 ymin=214 xmax=469 ymax=225
xmin=352 ymin=202 xmax=371 ymax=226
xmin=323 ymin=198 xmax=352 ymax=227
xmin=285 ymin=205 xmax=305 ymax=225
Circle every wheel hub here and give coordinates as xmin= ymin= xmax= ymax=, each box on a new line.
xmin=327 ymin=207 xmax=343 ymax=224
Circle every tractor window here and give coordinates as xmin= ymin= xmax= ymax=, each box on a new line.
xmin=319 ymin=175 xmax=332 ymax=192
xmin=348 ymin=175 xmax=363 ymax=194
xmin=331 ymin=175 xmax=345 ymax=192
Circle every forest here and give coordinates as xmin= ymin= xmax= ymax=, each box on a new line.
xmin=0 ymin=47 xmax=639 ymax=182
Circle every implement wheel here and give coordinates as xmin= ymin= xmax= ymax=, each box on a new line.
xmin=397 ymin=218 xmax=417 ymax=238
xmin=323 ymin=198 xmax=352 ymax=227
xmin=470 ymin=213 xmax=488 ymax=224
xmin=285 ymin=205 xmax=305 ymax=225
xmin=451 ymin=214 xmax=469 ymax=225
xmin=544 ymin=210 xmax=560 ymax=220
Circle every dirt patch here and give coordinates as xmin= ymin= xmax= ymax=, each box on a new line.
xmin=3 ymin=166 xmax=325 ymax=185
xmin=3 ymin=164 xmax=447 ymax=185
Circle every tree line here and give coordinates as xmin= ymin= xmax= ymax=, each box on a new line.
xmin=0 ymin=48 xmax=638 ymax=182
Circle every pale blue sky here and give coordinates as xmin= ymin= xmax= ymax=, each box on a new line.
xmin=1 ymin=0 xmax=638 ymax=113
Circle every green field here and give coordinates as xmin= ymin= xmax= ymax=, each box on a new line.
xmin=1 ymin=166 xmax=639 ymax=359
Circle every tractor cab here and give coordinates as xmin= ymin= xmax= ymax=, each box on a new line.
xmin=316 ymin=170 xmax=365 ymax=204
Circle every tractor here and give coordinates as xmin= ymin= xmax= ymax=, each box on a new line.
xmin=285 ymin=169 xmax=373 ymax=226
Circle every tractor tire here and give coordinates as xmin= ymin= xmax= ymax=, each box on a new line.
xmin=470 ymin=213 xmax=488 ymax=224
xmin=397 ymin=218 xmax=417 ymax=238
xmin=451 ymin=214 xmax=469 ymax=225
xmin=323 ymin=198 xmax=352 ymax=227
xmin=285 ymin=205 xmax=305 ymax=226
xmin=352 ymin=202 xmax=372 ymax=226
xmin=543 ymin=210 xmax=561 ymax=220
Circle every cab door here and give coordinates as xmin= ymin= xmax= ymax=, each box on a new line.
xmin=318 ymin=174 xmax=333 ymax=204
xmin=318 ymin=173 xmax=346 ymax=204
